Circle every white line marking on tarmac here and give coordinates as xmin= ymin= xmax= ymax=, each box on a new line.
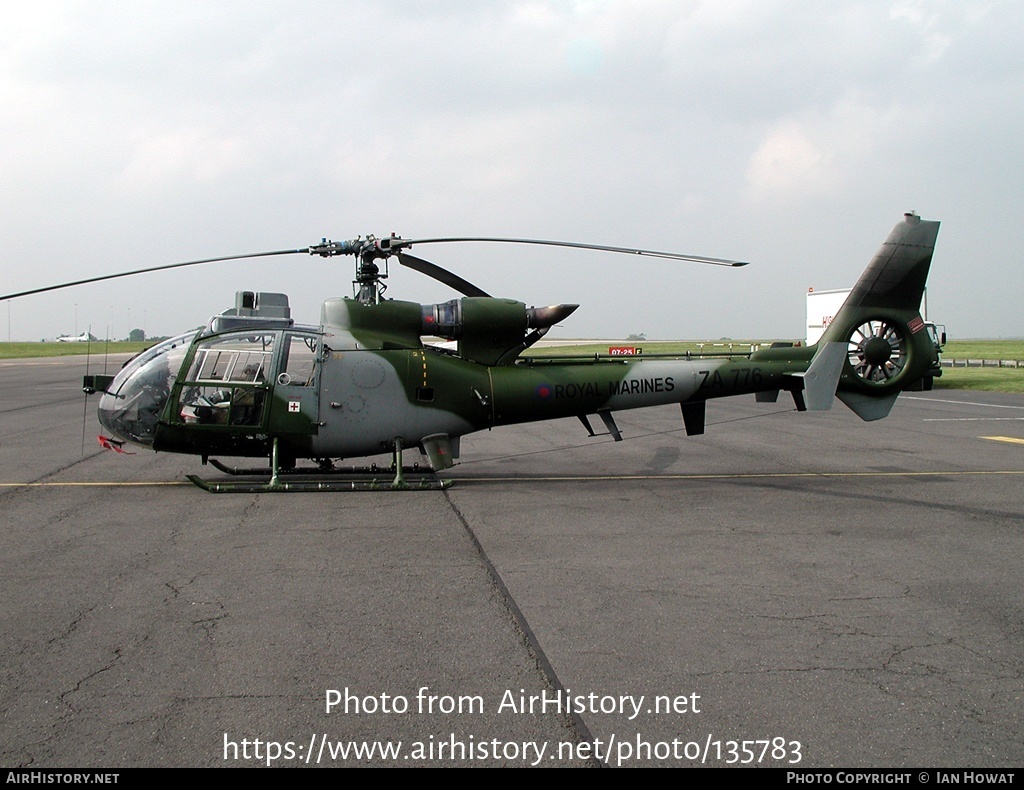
xmin=923 ymin=417 xmax=1024 ymax=422
xmin=903 ymin=396 xmax=1024 ymax=410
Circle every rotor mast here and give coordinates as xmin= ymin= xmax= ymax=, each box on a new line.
xmin=308 ymin=234 xmax=412 ymax=305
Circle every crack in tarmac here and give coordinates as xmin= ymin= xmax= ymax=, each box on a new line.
xmin=441 ymin=489 xmax=602 ymax=767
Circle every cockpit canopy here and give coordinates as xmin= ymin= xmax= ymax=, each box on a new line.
xmin=97 ymin=332 xmax=197 ymax=445
xmin=97 ymin=327 xmax=321 ymax=448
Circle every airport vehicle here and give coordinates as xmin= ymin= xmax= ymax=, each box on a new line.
xmin=3 ymin=213 xmax=941 ymax=492
xmin=806 ymin=285 xmax=945 ymax=390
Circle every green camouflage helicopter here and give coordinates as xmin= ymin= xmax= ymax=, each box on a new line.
xmin=6 ymin=213 xmax=941 ymax=492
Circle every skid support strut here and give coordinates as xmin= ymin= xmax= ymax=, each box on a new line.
xmin=186 ymin=437 xmax=452 ymax=493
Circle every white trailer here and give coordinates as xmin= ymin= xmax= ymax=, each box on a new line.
xmin=805 ymin=288 xmax=853 ymax=346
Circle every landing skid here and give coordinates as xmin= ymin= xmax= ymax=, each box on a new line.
xmin=187 ymin=437 xmax=452 ymax=493
xmin=186 ymin=474 xmax=451 ymax=493
xmin=207 ymin=459 xmax=432 ymax=476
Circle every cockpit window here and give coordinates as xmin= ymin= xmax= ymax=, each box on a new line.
xmin=176 ymin=333 xmax=276 ymax=428
xmin=107 ymin=332 xmax=196 ymax=397
xmin=281 ymin=334 xmax=318 ymax=386
xmin=186 ymin=334 xmax=275 ymax=384
xmin=97 ymin=331 xmax=196 ymax=446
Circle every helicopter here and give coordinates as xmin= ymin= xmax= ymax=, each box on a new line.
xmin=4 ymin=212 xmax=940 ymax=492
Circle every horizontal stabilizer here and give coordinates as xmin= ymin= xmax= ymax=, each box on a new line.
xmin=836 ymin=391 xmax=899 ymax=421
xmin=756 ymin=390 xmax=780 ymax=403
xmin=790 ymin=342 xmax=846 ymax=411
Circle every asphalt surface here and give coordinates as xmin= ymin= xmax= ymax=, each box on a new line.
xmin=1 ymin=355 xmax=1022 ymax=768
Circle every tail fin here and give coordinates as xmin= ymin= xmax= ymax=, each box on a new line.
xmin=817 ymin=213 xmax=941 ymax=420
xmin=825 ymin=212 xmax=939 ymax=317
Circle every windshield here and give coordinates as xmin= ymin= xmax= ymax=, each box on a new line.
xmin=98 ymin=332 xmax=196 ymax=445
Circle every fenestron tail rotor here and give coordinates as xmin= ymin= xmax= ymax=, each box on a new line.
xmin=846 ymin=319 xmax=908 ymax=384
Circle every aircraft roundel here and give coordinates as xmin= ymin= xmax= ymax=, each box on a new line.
xmin=535 ymin=383 xmax=553 ymax=400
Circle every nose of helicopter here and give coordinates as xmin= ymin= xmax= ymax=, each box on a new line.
xmin=97 ymin=387 xmax=163 ymax=447
xmin=95 ymin=332 xmax=194 ymax=447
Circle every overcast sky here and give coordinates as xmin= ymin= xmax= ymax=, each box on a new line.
xmin=2 ymin=1 xmax=1021 ymax=342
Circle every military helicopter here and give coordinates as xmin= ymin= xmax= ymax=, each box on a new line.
xmin=4 ymin=213 xmax=940 ymax=492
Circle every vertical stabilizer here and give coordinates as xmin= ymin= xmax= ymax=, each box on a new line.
xmin=819 ymin=213 xmax=941 ymax=418
xmin=826 ymin=212 xmax=939 ymax=319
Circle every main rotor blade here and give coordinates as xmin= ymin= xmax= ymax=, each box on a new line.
xmin=396 ymin=252 xmax=491 ymax=298
xmin=402 ymin=237 xmax=749 ymax=267
xmin=0 ymin=248 xmax=309 ymax=301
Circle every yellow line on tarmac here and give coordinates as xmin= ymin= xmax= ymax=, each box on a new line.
xmin=0 ymin=481 xmax=191 ymax=487
xmin=452 ymin=470 xmax=1024 ymax=483
xmin=3 ymin=470 xmax=1023 ymax=488
xmin=981 ymin=436 xmax=1024 ymax=445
